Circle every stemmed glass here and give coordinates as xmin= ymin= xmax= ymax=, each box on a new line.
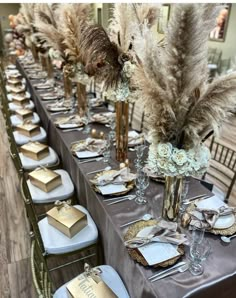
xmin=103 ymin=136 xmax=112 ymax=164
xmin=188 ymin=226 xmax=210 ymax=276
xmin=179 ymin=178 xmax=190 ymax=215
xmin=82 ymin=102 xmax=91 ymax=134
xmin=135 ymin=170 xmax=149 ymax=205
xmin=189 ymin=239 xmax=211 ymax=275
xmin=108 ymin=115 xmax=116 ymax=140
xmin=134 ymin=144 xmax=147 ymax=170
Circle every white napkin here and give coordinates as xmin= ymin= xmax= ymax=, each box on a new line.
xmin=96 ymin=167 xmax=136 ymax=186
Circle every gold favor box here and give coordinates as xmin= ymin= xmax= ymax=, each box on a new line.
xmin=20 ymin=142 xmax=49 ymax=161
xmin=8 ymin=73 xmax=22 ymax=81
xmin=29 ymin=168 xmax=62 ymax=192
xmin=15 ymin=109 xmax=33 ymax=121
xmin=66 ymin=275 xmax=118 ymax=298
xmin=47 ymin=206 xmax=87 ymax=238
xmin=16 ymin=123 xmax=41 ymax=137
xmin=12 ymin=96 xmax=30 ymax=107
xmin=8 ymin=80 xmax=23 ymax=88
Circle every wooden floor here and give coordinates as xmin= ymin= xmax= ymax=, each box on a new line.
xmin=0 ymin=110 xmax=36 ymax=297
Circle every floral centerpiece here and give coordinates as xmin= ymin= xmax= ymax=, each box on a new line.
xmin=133 ymin=4 xmax=236 ymax=221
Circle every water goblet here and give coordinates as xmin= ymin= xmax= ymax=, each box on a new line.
xmin=189 ymin=239 xmax=211 ymax=276
xmin=103 ymin=139 xmax=112 ymax=164
xmin=135 ymin=171 xmax=149 ymax=205
xmin=179 ymin=178 xmax=190 ymax=215
xmin=135 ymin=144 xmax=147 ymax=159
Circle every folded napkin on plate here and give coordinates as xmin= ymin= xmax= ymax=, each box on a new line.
xmin=75 ymin=138 xmax=106 ymax=153
xmin=54 ymin=115 xmax=82 ymax=125
xmin=125 ymin=219 xmax=188 ymax=248
xmin=189 ymin=206 xmax=236 ymax=229
xmin=91 ymin=112 xmax=114 ymax=122
xmin=128 ymin=131 xmax=144 ymax=145
xmin=96 ymin=167 xmax=136 ymax=186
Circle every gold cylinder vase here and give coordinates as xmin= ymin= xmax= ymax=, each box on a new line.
xmin=116 ymin=101 xmax=129 ymax=162
xmin=46 ymin=56 xmax=54 ymax=80
xmin=162 ymin=176 xmax=183 ymax=222
xmin=76 ymin=82 xmax=87 ymax=117
xmin=63 ymin=72 xmax=72 ymax=100
xmin=31 ymin=44 xmax=39 ymax=63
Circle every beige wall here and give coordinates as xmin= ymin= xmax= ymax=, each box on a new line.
xmin=208 ymin=3 xmax=236 ymax=60
xmin=0 ymin=4 xmax=20 ymax=31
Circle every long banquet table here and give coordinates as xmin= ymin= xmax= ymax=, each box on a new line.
xmin=17 ymin=60 xmax=236 ymax=298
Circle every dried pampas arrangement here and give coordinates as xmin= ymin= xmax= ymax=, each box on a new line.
xmin=134 ymin=4 xmax=236 ymax=149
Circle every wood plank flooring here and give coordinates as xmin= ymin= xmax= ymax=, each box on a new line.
xmin=0 ymin=110 xmax=36 ymax=298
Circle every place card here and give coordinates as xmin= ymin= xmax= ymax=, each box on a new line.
xmin=97 ymin=184 xmax=127 ymax=195
xmin=138 ymin=242 xmax=180 ymax=266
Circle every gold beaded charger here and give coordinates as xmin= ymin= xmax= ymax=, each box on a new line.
xmin=124 ymin=220 xmax=185 ymax=267
xmin=90 ymin=170 xmax=135 ymax=196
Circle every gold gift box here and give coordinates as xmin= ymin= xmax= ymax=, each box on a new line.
xmin=12 ymin=96 xmax=30 ymax=107
xmin=20 ymin=142 xmax=49 ymax=161
xmin=29 ymin=168 xmax=62 ymax=192
xmin=15 ymin=108 xmax=33 ymax=121
xmin=8 ymin=73 xmax=22 ymax=81
xmin=66 ymin=275 xmax=117 ymax=298
xmin=10 ymin=85 xmax=26 ymax=94
xmin=47 ymin=205 xmax=87 ymax=238
xmin=16 ymin=123 xmax=41 ymax=137
xmin=8 ymin=80 xmax=23 ymax=88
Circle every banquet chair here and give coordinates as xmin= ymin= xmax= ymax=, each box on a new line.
xmin=13 ymin=126 xmax=47 ymax=146
xmin=31 ymin=239 xmax=130 ymax=298
xmin=25 ymin=169 xmax=75 ymax=204
xmin=203 ymin=137 xmax=236 ymax=202
xmin=10 ymin=112 xmax=41 ymax=127
xmin=21 ymin=178 xmax=100 ymax=273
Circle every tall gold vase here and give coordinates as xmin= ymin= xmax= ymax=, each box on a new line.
xmin=116 ymin=102 xmax=129 ymax=162
xmin=31 ymin=44 xmax=39 ymax=63
xmin=162 ymin=176 xmax=183 ymax=222
xmin=76 ymin=82 xmax=86 ymax=117
xmin=39 ymin=54 xmax=47 ymax=72
xmin=46 ymin=56 xmax=54 ymax=80
xmin=63 ymin=72 xmax=72 ymax=100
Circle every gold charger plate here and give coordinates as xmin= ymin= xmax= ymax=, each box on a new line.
xmin=186 ymin=204 xmax=236 ymax=236
xmin=90 ymin=169 xmax=135 ymax=196
xmin=124 ymin=220 xmax=184 ymax=267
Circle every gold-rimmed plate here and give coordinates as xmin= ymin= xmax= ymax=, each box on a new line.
xmin=90 ymin=169 xmax=135 ymax=196
xmin=124 ymin=220 xmax=184 ymax=267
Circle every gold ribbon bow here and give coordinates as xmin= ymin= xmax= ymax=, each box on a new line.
xmin=84 ymin=263 xmax=102 ymax=283
xmin=54 ymin=199 xmax=72 ymax=211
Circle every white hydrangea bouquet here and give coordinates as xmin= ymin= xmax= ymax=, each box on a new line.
xmin=147 ymin=142 xmax=210 ymax=177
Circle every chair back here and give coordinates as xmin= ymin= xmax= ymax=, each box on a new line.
xmin=206 ymin=137 xmax=236 ymax=200
xmin=20 ymin=176 xmax=46 ymax=253
xmin=31 ymin=239 xmax=52 ymax=298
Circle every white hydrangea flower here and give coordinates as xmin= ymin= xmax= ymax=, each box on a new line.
xmin=172 ymin=149 xmax=188 ymax=166
xmin=157 ymin=143 xmax=172 ymax=158
xmin=123 ymin=61 xmax=135 ymax=79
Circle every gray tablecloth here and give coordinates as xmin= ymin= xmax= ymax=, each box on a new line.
xmin=17 ymin=60 xmax=236 ymax=298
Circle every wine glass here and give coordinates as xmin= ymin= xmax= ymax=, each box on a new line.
xmin=103 ymin=138 xmax=112 ymax=164
xmin=179 ymin=178 xmax=190 ymax=216
xmin=135 ymin=171 xmax=149 ymax=205
xmin=189 ymin=239 xmax=211 ymax=276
